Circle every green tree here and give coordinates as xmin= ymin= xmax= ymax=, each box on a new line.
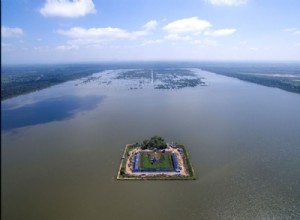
xmin=141 ymin=136 xmax=167 ymax=149
xmin=120 ymin=167 xmax=125 ymax=176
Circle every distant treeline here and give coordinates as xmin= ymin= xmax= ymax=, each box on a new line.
xmin=2 ymin=62 xmax=300 ymax=100
xmin=1 ymin=64 xmax=106 ymax=100
xmin=199 ymin=63 xmax=300 ymax=94
xmin=1 ymin=62 xmax=185 ymax=100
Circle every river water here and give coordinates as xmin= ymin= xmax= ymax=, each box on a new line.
xmin=2 ymin=69 xmax=300 ymax=219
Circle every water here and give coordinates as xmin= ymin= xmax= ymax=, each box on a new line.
xmin=2 ymin=69 xmax=300 ymax=219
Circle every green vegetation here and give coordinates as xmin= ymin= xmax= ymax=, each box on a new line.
xmin=1 ymin=64 xmax=104 ymax=100
xmin=141 ymin=136 xmax=167 ymax=150
xmin=140 ymin=152 xmax=173 ymax=169
xmin=117 ymin=138 xmax=196 ymax=180
xmin=200 ymin=63 xmax=300 ymax=94
xmin=178 ymin=144 xmax=196 ymax=178
xmin=155 ymin=78 xmax=204 ymax=89
xmin=3 ymin=62 xmax=299 ymax=100
xmin=1 ymin=64 xmax=208 ymax=100
xmin=1 ymin=65 xmax=205 ymax=100
xmin=116 ymin=70 xmax=152 ymax=80
xmin=114 ymin=68 xmax=205 ymax=90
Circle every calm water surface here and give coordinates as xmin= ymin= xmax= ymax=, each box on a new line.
xmin=2 ymin=69 xmax=300 ymax=220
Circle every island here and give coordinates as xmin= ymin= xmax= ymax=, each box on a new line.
xmin=117 ymin=136 xmax=196 ymax=180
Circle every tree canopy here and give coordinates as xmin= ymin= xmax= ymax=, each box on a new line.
xmin=141 ymin=136 xmax=167 ymax=150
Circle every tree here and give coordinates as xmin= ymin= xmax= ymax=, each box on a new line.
xmin=141 ymin=139 xmax=149 ymax=149
xmin=141 ymin=136 xmax=167 ymax=149
xmin=120 ymin=167 xmax=125 ymax=176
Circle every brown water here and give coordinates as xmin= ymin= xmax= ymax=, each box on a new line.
xmin=2 ymin=69 xmax=300 ymax=220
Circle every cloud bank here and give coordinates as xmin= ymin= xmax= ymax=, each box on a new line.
xmin=143 ymin=20 xmax=158 ymax=31
xmin=162 ymin=17 xmax=236 ymax=42
xmin=40 ymin=0 xmax=96 ymax=17
xmin=56 ymin=20 xmax=158 ymax=49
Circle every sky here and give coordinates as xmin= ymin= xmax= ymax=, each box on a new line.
xmin=1 ymin=0 xmax=300 ymax=64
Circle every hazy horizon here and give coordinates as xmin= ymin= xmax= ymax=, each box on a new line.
xmin=2 ymin=59 xmax=300 ymax=66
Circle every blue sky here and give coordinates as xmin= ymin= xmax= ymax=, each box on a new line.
xmin=2 ymin=0 xmax=300 ymax=64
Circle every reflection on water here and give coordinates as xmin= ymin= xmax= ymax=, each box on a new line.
xmin=2 ymin=69 xmax=300 ymax=220
xmin=1 ymin=95 xmax=104 ymax=131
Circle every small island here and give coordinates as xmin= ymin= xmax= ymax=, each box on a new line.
xmin=117 ymin=136 xmax=196 ymax=180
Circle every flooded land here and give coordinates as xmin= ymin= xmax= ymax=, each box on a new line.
xmin=2 ymin=62 xmax=300 ymax=101
xmin=2 ymin=65 xmax=300 ymax=220
xmin=79 ymin=68 xmax=205 ymax=90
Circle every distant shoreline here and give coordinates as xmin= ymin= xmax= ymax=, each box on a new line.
xmin=2 ymin=62 xmax=299 ymax=101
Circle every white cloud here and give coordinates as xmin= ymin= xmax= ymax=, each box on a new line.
xmin=283 ymin=28 xmax=297 ymax=32
xmin=131 ymin=30 xmax=148 ymax=38
xmin=65 ymin=38 xmax=102 ymax=46
xmin=143 ymin=20 xmax=158 ymax=30
xmin=40 ymin=0 xmax=96 ymax=17
xmin=55 ymin=44 xmax=78 ymax=50
xmin=56 ymin=26 xmax=149 ymax=50
xmin=141 ymin=39 xmax=164 ymax=46
xmin=162 ymin=17 xmax=235 ymax=44
xmin=205 ymin=28 xmax=236 ymax=37
xmin=1 ymin=26 xmax=24 ymax=37
xmin=206 ymin=0 xmax=248 ymax=6
xmin=57 ymin=26 xmax=149 ymax=41
xmin=164 ymin=34 xmax=192 ymax=41
xmin=58 ymin=27 xmax=129 ymax=39
xmin=283 ymin=27 xmax=300 ymax=35
xmin=163 ymin=17 xmax=211 ymax=34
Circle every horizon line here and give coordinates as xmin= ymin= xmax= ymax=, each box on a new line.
xmin=2 ymin=59 xmax=300 ymax=66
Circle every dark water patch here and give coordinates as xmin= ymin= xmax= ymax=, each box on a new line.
xmin=1 ymin=95 xmax=104 ymax=131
